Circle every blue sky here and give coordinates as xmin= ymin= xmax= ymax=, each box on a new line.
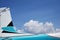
xmin=0 ymin=0 xmax=60 ymax=30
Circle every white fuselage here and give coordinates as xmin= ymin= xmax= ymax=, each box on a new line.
xmin=48 ymin=32 xmax=60 ymax=38
xmin=0 ymin=32 xmax=60 ymax=38
xmin=0 ymin=33 xmax=33 ymax=37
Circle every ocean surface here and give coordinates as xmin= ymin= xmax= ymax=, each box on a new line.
xmin=0 ymin=34 xmax=60 ymax=40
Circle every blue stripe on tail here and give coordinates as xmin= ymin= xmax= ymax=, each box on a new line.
xmin=2 ymin=26 xmax=16 ymax=33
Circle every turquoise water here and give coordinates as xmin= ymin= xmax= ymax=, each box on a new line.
xmin=0 ymin=34 xmax=60 ymax=40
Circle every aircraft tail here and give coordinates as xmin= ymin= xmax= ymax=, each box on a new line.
xmin=0 ymin=7 xmax=16 ymax=33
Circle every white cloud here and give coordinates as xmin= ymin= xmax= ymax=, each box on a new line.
xmin=13 ymin=27 xmax=25 ymax=33
xmin=17 ymin=29 xmax=34 ymax=35
xmin=24 ymin=19 xmax=55 ymax=34
xmin=17 ymin=29 xmax=25 ymax=33
xmin=56 ymin=28 xmax=60 ymax=32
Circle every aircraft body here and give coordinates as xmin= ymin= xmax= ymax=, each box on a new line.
xmin=0 ymin=7 xmax=60 ymax=40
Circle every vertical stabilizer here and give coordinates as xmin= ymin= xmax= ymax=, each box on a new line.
xmin=0 ymin=7 xmax=16 ymax=33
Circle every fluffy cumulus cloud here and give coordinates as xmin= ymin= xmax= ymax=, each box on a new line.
xmin=24 ymin=20 xmax=55 ymax=34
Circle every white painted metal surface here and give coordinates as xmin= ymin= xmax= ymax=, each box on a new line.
xmin=48 ymin=32 xmax=60 ymax=38
xmin=0 ymin=7 xmax=12 ymax=28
